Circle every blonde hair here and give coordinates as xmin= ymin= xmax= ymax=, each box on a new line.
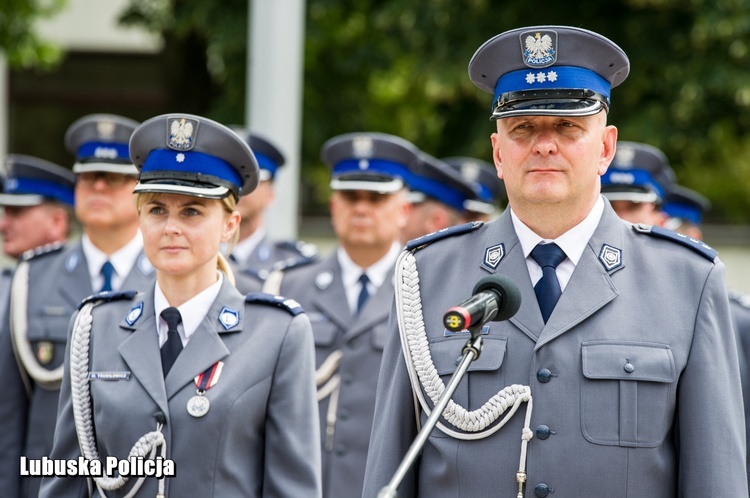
xmin=135 ymin=192 xmax=240 ymax=286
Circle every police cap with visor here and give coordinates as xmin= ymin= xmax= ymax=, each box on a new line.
xmin=233 ymin=128 xmax=286 ymax=182
xmin=129 ymin=114 xmax=260 ymax=200
xmin=405 ymin=153 xmax=478 ymax=213
xmin=442 ymin=156 xmax=506 ymax=215
xmin=601 ymin=141 xmax=676 ymax=205
xmin=321 ymin=132 xmax=420 ymax=193
xmin=64 ymin=114 xmax=140 ymax=175
xmin=0 ymin=154 xmax=75 ymax=207
xmin=663 ymin=184 xmax=710 ymax=226
xmin=469 ymin=25 xmax=629 ymax=119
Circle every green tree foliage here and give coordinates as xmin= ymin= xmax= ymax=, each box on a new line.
xmin=0 ymin=0 xmax=65 ymax=68
xmin=121 ymin=0 xmax=750 ymax=221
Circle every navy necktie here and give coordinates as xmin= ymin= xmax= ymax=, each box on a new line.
xmin=356 ymin=273 xmax=370 ymax=315
xmin=530 ymin=243 xmax=566 ymax=323
xmin=100 ymin=260 xmax=115 ymax=292
xmin=160 ymin=307 xmax=183 ymax=376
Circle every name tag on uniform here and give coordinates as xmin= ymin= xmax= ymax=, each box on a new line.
xmin=88 ymin=371 xmax=131 ymax=381
xmin=443 ymin=325 xmax=490 ymax=337
xmin=41 ymin=306 xmax=68 ymax=316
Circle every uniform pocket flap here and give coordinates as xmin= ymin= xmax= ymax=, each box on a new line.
xmin=582 ymin=341 xmax=676 ymax=383
xmin=431 ymin=336 xmax=507 ymax=376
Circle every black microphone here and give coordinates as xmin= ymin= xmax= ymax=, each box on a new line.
xmin=443 ymin=275 xmax=521 ymax=332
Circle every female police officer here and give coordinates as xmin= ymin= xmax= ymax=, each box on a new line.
xmin=40 ymin=114 xmax=321 ymax=497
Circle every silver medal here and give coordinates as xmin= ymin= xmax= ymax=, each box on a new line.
xmin=187 ymin=393 xmax=210 ymax=418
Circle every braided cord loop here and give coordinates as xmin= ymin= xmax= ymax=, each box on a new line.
xmin=70 ymin=301 xmax=167 ymax=498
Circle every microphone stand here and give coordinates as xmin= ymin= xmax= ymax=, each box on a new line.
xmin=376 ymin=327 xmax=484 ymax=498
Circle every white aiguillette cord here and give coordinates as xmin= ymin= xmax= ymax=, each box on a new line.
xmin=70 ymin=301 xmax=168 ymax=498
xmin=393 ymin=250 xmax=533 ymax=495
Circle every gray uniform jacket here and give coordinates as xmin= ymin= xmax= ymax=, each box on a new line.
xmin=279 ymin=250 xmax=392 ymax=498
xmin=233 ymin=234 xmax=318 ymax=289
xmin=363 ymin=202 xmax=748 ymax=497
xmin=39 ymin=279 xmax=321 ymax=497
xmin=0 ymin=242 xmax=155 ymax=498
xmin=730 ymin=291 xmax=750 ymax=487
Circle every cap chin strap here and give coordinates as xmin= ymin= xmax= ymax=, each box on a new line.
xmin=70 ymin=300 xmax=167 ymax=498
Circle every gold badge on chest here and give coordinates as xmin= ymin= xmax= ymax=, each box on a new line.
xmin=36 ymin=341 xmax=54 ymax=365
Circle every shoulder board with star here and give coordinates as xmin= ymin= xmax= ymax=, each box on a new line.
xmin=632 ymin=224 xmax=717 ymax=262
xmin=245 ymin=292 xmax=305 ymax=315
xmin=21 ymin=241 xmax=66 ymax=262
xmin=406 ymin=221 xmax=484 ymax=251
xmin=79 ymin=290 xmax=138 ymax=309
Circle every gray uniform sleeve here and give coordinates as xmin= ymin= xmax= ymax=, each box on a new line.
xmin=38 ymin=312 xmax=88 ymax=498
xmin=362 ymin=300 xmax=419 ymax=498
xmin=263 ymin=312 xmax=322 ymax=498
xmin=0 ymin=303 xmax=28 ymax=498
xmin=677 ymin=262 xmax=748 ymax=495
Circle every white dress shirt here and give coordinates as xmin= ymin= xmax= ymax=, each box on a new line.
xmin=337 ymin=242 xmax=401 ymax=315
xmin=82 ymin=232 xmax=144 ymax=292
xmin=153 ymin=272 xmax=224 ymax=347
xmin=511 ymin=195 xmax=604 ymax=291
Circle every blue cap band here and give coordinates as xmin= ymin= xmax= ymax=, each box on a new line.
xmin=142 ymin=149 xmax=243 ymax=188
xmin=332 ymin=158 xmax=411 ymax=182
xmin=493 ymin=66 xmax=611 ymax=104
xmin=663 ymin=203 xmax=702 ymax=225
xmin=601 ymin=168 xmax=666 ymax=200
xmin=477 ymin=183 xmax=494 ymax=203
xmin=254 ymin=152 xmax=279 ymax=179
xmin=406 ymin=174 xmax=470 ymax=212
xmin=4 ymin=177 xmax=75 ymax=206
xmin=77 ymin=142 xmax=130 ymax=163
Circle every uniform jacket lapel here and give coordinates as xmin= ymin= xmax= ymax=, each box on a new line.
xmin=484 ymin=213 xmax=546 ymax=341
xmin=164 ymin=279 xmax=240 ymax=400
xmin=58 ymin=244 xmax=94 ymax=307
xmin=118 ymin=285 xmax=169 ymax=415
xmin=345 ymin=272 xmax=394 ymax=341
xmin=536 ymin=203 xmax=624 ymax=348
xmin=311 ymin=252 xmax=353 ymax=331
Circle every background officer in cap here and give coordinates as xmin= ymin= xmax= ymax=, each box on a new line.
xmin=228 ymin=129 xmax=318 ymax=293
xmin=0 ymin=114 xmax=155 ymax=498
xmin=277 ymin=131 xmax=414 ymax=498
xmin=600 ymin=141 xmax=676 ymax=227
xmin=0 ymin=154 xmax=75 ymax=260
xmin=442 ymin=156 xmax=506 ymax=222
xmin=661 ymin=182 xmax=750 ymax=488
xmin=364 ymin=25 xmax=746 ymax=497
xmin=401 ymin=152 xmax=478 ymax=244
xmin=41 ymin=113 xmax=320 ymax=497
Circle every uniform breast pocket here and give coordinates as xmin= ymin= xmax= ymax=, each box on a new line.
xmin=580 ymin=341 xmax=676 ymax=447
xmin=27 ymin=312 xmax=72 ymax=369
xmin=370 ymin=323 xmax=388 ymax=350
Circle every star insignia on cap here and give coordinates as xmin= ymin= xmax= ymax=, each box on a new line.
xmin=598 ymin=244 xmax=622 ymax=271
xmin=176 ymin=153 xmax=185 ymax=163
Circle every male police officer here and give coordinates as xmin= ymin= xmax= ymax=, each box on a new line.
xmin=278 ymin=132 xmax=415 ymax=497
xmin=229 ymin=129 xmax=318 ymax=293
xmin=0 ymin=154 xmax=76 ymax=384
xmin=661 ymin=182 xmax=750 ymax=488
xmin=0 ymin=114 xmax=155 ymax=497
xmin=442 ymin=155 xmax=506 ymax=222
xmin=401 ymin=153 xmax=478 ymax=244
xmin=363 ymin=26 xmax=747 ymax=497
xmin=0 ymin=155 xmax=76 ymax=260
xmin=600 ymin=141 xmax=676 ymax=227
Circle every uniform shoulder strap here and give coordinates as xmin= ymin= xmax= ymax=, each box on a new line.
xmin=245 ymin=292 xmax=305 ymax=316
xmin=405 ymin=221 xmax=484 ymax=251
xmin=79 ymin=290 xmax=139 ymax=309
xmin=21 ymin=241 xmax=66 ymax=261
xmin=632 ymin=224 xmax=717 ymax=262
